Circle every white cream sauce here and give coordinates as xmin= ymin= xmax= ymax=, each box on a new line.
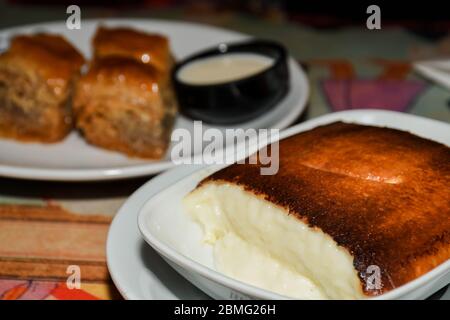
xmin=177 ymin=53 xmax=274 ymax=85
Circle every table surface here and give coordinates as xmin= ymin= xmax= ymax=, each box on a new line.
xmin=0 ymin=4 xmax=449 ymax=300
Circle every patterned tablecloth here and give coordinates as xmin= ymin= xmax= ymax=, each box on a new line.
xmin=0 ymin=5 xmax=449 ymax=300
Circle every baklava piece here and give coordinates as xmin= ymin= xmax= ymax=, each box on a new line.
xmin=73 ymin=57 xmax=177 ymax=159
xmin=73 ymin=26 xmax=177 ymax=159
xmin=0 ymin=34 xmax=84 ymax=142
xmin=92 ymin=26 xmax=174 ymax=74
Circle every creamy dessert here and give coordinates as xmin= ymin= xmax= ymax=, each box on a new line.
xmin=215 ymin=233 xmax=327 ymax=299
xmin=184 ymin=122 xmax=450 ymax=299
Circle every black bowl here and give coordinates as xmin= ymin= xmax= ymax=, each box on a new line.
xmin=172 ymin=40 xmax=290 ymax=125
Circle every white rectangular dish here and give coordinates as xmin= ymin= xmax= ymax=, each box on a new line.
xmin=137 ymin=109 xmax=450 ymax=300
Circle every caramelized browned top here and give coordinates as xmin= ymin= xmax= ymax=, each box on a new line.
xmin=93 ymin=26 xmax=172 ymax=73
xmin=0 ymin=33 xmax=84 ymax=94
xmin=203 ymin=122 xmax=450 ymax=295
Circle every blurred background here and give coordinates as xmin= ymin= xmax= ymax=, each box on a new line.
xmin=1 ymin=1 xmax=450 ymax=37
xmin=2 ymin=0 xmax=450 ymax=121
